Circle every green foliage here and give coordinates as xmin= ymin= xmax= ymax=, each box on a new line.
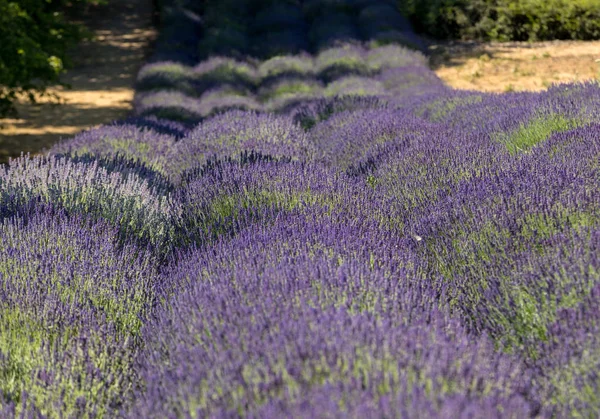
xmin=500 ymin=114 xmax=580 ymax=153
xmin=398 ymin=0 xmax=600 ymax=41
xmin=0 ymin=0 xmax=105 ymax=117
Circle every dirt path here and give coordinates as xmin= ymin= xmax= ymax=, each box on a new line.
xmin=0 ymin=0 xmax=156 ymax=163
xmin=431 ymin=40 xmax=600 ymax=93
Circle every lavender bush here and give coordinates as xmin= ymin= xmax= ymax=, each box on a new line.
xmin=0 ymin=208 xmax=159 ymax=417
xmin=168 ymin=110 xmax=313 ymax=180
xmin=2 ymin=0 xmax=600 ymax=416
xmin=258 ymin=54 xmax=315 ymax=82
xmin=136 ymin=62 xmax=197 ymax=95
xmin=0 ymin=155 xmax=183 ymax=255
xmin=179 ymin=158 xmax=370 ymax=245
xmin=132 ymin=209 xmax=542 ymax=417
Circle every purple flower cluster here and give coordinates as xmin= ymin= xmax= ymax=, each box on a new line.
xmin=168 ymin=111 xmax=313 ymax=180
xmin=0 ymin=155 xmax=183 ymax=255
xmin=133 ymin=210 xmax=539 ymax=418
xmin=3 ymin=0 xmax=600 ymax=416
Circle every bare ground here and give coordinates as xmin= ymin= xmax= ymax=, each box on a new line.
xmin=0 ymin=0 xmax=156 ymax=163
xmin=430 ymin=40 xmax=600 ymax=93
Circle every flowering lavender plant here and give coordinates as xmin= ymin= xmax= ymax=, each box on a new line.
xmin=0 ymin=208 xmax=159 ymax=417
xmin=169 ymin=110 xmax=313 ymax=180
xmin=1 ymin=0 xmax=599 ymax=416
xmin=0 ymin=155 xmax=183 ymax=254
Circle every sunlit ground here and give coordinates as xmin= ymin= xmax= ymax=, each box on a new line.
xmin=431 ymin=39 xmax=600 ymax=93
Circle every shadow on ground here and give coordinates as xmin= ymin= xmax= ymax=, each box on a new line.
xmin=0 ymin=0 xmax=156 ymax=164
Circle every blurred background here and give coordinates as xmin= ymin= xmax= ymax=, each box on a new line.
xmin=0 ymin=0 xmax=598 ymax=162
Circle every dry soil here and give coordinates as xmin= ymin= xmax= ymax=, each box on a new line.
xmin=430 ymin=40 xmax=600 ymax=93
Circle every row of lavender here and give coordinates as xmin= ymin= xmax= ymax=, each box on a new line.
xmin=2 ymin=0 xmax=600 ymax=417
xmin=135 ymin=44 xmax=426 ymax=122
xmin=134 ymin=0 xmax=424 ymax=123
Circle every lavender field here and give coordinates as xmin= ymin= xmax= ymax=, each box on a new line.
xmin=2 ymin=0 xmax=600 ymax=417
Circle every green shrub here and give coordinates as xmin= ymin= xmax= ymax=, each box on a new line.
xmin=0 ymin=0 xmax=105 ymax=117
xmin=398 ymin=0 xmax=600 ymax=41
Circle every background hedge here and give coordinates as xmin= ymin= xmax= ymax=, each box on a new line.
xmin=398 ymin=0 xmax=600 ymax=41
